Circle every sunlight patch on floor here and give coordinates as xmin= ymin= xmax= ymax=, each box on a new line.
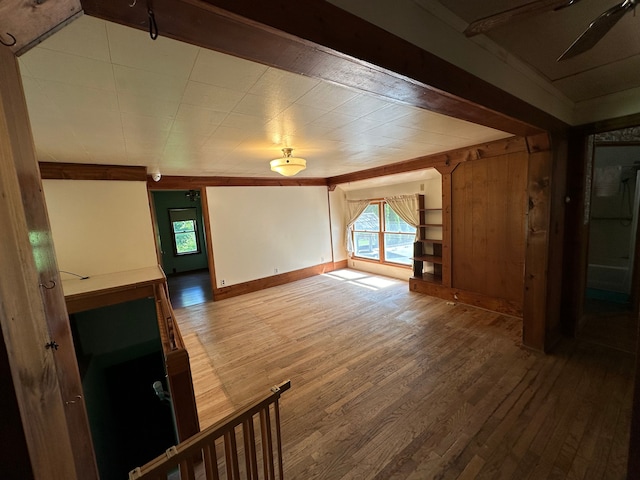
xmin=323 ymin=269 xmax=401 ymax=290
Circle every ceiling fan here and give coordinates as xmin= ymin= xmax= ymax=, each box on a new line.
xmin=463 ymin=0 xmax=638 ymax=61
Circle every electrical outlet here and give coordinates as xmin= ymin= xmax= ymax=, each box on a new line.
xmin=221 ymin=279 xmax=225 ymax=286
xmin=321 ymin=256 xmax=325 ymax=263
xmin=274 ymin=268 xmax=279 ymax=274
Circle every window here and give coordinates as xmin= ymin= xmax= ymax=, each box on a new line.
xmin=169 ymin=208 xmax=200 ymax=256
xmin=352 ymin=201 xmax=415 ymax=266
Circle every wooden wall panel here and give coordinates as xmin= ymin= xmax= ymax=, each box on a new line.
xmin=452 ymin=152 xmax=528 ymax=306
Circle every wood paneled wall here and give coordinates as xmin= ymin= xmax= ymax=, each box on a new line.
xmin=451 ymin=152 xmax=528 ymax=305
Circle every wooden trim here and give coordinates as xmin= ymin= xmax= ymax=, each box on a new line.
xmin=147 ymin=189 xmax=163 ymax=267
xmin=526 ymin=133 xmax=551 ymax=154
xmin=199 ymin=187 xmax=218 ymax=300
xmin=543 ymin=134 xmax=568 ymax=351
xmin=630 ymin=322 xmax=640 ymax=479
xmin=81 ymin=0 xmax=565 ymax=135
xmin=65 ymin=283 xmax=156 ymax=314
xmin=39 ymin=162 xmax=147 ymax=181
xmin=213 ymin=262 xmax=342 ymax=300
xmin=327 ymin=136 xmax=527 ymax=188
xmin=148 ymin=175 xmax=328 ymax=189
xmin=326 ymin=188 xmax=335 ymax=264
xmin=561 ymin=133 xmax=591 ymax=337
xmin=334 ymin=259 xmax=348 ymax=270
xmin=63 ymin=267 xmax=166 ymax=313
xmin=409 ymin=278 xmax=522 ymax=318
xmin=435 ymin=163 xmax=459 ymax=287
xmin=165 ymin=348 xmax=200 ymax=441
xmin=574 ymin=112 xmax=640 ymax=136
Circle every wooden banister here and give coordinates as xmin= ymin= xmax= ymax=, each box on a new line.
xmin=154 ymin=283 xmax=200 ymax=442
xmin=129 ymin=381 xmax=291 ymax=480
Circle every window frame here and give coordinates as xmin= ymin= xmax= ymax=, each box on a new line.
xmin=351 ymin=200 xmax=415 ymax=268
xmin=168 ymin=207 xmax=201 ymax=257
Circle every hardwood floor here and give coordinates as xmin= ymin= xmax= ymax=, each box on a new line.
xmin=167 ymin=269 xmax=213 ymax=308
xmin=174 ymin=269 xmax=635 ymax=479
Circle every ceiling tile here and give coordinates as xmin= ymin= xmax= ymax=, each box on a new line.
xmin=35 ymin=14 xmax=110 ymax=62
xmin=296 ymin=82 xmax=359 ymax=110
xmin=232 ymin=93 xmax=286 ymax=120
xmin=332 ymin=94 xmax=389 ymax=118
xmin=172 ymin=104 xmax=228 ymax=135
xmin=249 ymin=68 xmax=320 ymax=103
xmin=40 ymin=81 xmax=119 ymax=114
xmin=20 ymin=47 xmax=115 ymax=92
xmin=106 ymin=21 xmax=199 ymax=80
xmin=190 ymin=48 xmax=268 ymax=90
xmin=19 ymin=14 xmax=515 ymax=179
xmin=116 ymin=91 xmax=180 ymax=119
xmin=113 ymin=64 xmax=188 ymax=103
xmin=181 ymin=81 xmax=244 ymax=112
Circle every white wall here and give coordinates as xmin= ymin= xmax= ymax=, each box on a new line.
xmin=339 ymin=174 xmax=442 ymax=280
xmin=329 ymin=188 xmax=348 ymax=262
xmin=43 ymin=180 xmax=158 ymax=276
xmin=206 ymin=186 xmax=333 ymax=287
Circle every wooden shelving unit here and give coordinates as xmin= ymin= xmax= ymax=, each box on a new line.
xmin=412 ymin=195 xmax=443 ymax=284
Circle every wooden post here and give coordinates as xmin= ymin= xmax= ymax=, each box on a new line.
xmin=0 ymin=46 xmax=81 ymax=480
xmin=523 ymin=151 xmax=551 ymax=351
xmin=436 ymin=163 xmax=459 ymax=288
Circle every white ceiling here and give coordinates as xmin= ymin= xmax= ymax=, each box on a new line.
xmin=18 ymin=14 xmax=512 ymax=180
xmin=436 ymin=0 xmax=640 ymax=103
xmin=22 ymin=1 xmax=637 ymax=182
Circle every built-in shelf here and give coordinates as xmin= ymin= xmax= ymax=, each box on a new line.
xmin=411 ymin=272 xmax=442 ymax=284
xmin=419 ymin=238 xmax=443 ymax=245
xmin=412 ymin=255 xmax=443 ymax=264
xmin=413 ymin=194 xmax=444 ymax=284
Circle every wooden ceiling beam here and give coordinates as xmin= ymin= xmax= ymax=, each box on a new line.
xmin=81 ymin=0 xmax=567 ymax=139
xmin=327 ymin=136 xmax=529 ymax=187
xmin=0 ymin=0 xmax=82 ymax=56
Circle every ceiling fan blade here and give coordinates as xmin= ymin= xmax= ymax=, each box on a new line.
xmin=557 ymin=0 xmax=635 ymax=61
xmin=464 ymin=0 xmax=583 ymax=37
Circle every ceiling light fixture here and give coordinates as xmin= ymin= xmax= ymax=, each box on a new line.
xmin=270 ymin=148 xmax=306 ymax=176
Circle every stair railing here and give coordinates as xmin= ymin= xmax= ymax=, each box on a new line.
xmin=154 ymin=282 xmax=200 ymax=442
xmin=129 ymin=380 xmax=291 ymax=480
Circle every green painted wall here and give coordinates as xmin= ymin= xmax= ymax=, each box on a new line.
xmin=72 ymin=298 xmax=175 ymax=480
xmin=152 ymin=190 xmax=208 ymax=275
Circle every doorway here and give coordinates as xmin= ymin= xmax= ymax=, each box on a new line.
xmin=151 ymin=190 xmax=213 ymax=307
xmin=583 ymin=142 xmax=640 ymax=353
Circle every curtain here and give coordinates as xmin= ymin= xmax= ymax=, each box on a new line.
xmin=345 ymin=199 xmax=370 ymax=253
xmin=384 ymin=194 xmax=420 ymax=239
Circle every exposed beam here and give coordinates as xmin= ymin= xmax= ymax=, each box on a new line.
xmin=147 ymin=175 xmax=328 ymax=189
xmin=81 ymin=0 xmax=567 ymax=139
xmin=39 ymin=162 xmax=147 ymax=181
xmin=0 ymin=0 xmax=82 ymax=55
xmin=327 ymin=136 xmax=529 ymax=188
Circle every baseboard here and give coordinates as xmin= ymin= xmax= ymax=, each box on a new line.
xmin=409 ymin=278 xmax=523 ymax=318
xmin=213 ymin=261 xmax=346 ymax=301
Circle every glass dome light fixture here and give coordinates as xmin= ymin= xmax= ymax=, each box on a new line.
xmin=270 ymin=147 xmax=306 ymax=176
